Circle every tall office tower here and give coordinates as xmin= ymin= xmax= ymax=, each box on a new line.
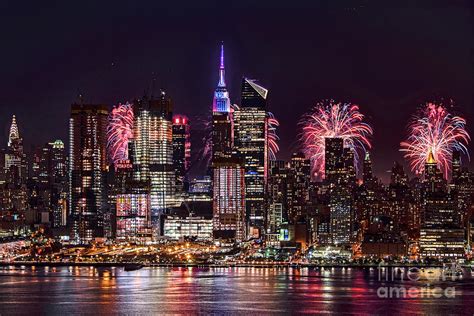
xmin=324 ymin=138 xmax=344 ymax=184
xmin=329 ymin=185 xmax=353 ymax=246
xmin=452 ymin=149 xmax=462 ymax=183
xmin=172 ymin=114 xmax=191 ymax=191
xmin=116 ymin=181 xmax=152 ymax=243
xmin=234 ymin=77 xmax=268 ymax=237
xmin=424 ymin=150 xmax=445 ymax=193
xmin=419 ymin=191 xmax=465 ymax=259
xmin=267 ymin=161 xmax=288 ymax=220
xmin=5 ymin=115 xmax=28 ymax=186
xmin=131 ymin=92 xmax=175 ymax=237
xmin=362 ymin=152 xmax=373 ymax=182
xmin=212 ymin=44 xmax=233 ymax=162
xmin=324 ymin=137 xmax=353 ymax=245
xmin=69 ymin=104 xmax=108 ymax=243
xmin=287 ymin=152 xmax=311 ymax=223
xmin=266 ymin=161 xmax=288 ymax=242
xmin=35 ymin=140 xmax=68 ymax=227
xmin=2 ymin=115 xmax=28 ymax=234
xmin=212 ymin=157 xmax=246 ymax=242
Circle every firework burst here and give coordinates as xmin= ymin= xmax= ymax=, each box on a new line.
xmin=299 ymin=99 xmax=373 ymax=179
xmin=107 ymin=102 xmax=134 ymax=164
xmin=267 ymin=112 xmax=280 ymax=160
xmin=400 ymin=102 xmax=470 ymax=178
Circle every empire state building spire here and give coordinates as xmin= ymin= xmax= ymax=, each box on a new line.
xmin=218 ymin=43 xmax=226 ymax=87
xmin=212 ymin=43 xmax=230 ymax=113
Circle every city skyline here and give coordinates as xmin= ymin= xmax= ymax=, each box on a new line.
xmin=0 ymin=3 xmax=473 ymax=313
xmin=1 ymin=1 xmax=472 ymax=182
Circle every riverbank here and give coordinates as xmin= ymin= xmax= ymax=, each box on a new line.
xmin=1 ymin=261 xmax=471 ymax=269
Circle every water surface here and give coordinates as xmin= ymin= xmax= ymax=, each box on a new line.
xmin=0 ymin=266 xmax=472 ymax=314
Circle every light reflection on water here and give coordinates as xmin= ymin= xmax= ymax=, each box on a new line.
xmin=0 ymin=266 xmax=472 ymax=314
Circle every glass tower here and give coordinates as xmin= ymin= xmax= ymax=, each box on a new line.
xmin=234 ymin=78 xmax=268 ymax=238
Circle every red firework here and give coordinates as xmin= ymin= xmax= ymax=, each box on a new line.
xmin=400 ymin=102 xmax=470 ymax=178
xmin=267 ymin=112 xmax=280 ymax=160
xmin=107 ymin=102 xmax=134 ymax=164
xmin=299 ymin=99 xmax=373 ymax=179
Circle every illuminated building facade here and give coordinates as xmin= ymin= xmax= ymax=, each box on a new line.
xmin=267 ymin=161 xmax=289 ymax=234
xmin=172 ymin=114 xmax=191 ymax=191
xmin=419 ymin=155 xmax=465 ymax=258
xmin=287 ymin=152 xmax=311 ymax=223
xmin=116 ymin=183 xmax=152 ymax=243
xmin=131 ymin=92 xmax=175 ymax=237
xmin=107 ymin=160 xmax=133 ymax=238
xmin=0 ymin=115 xmax=28 ymax=235
xmin=69 ymin=104 xmax=108 ymax=243
xmin=35 ymin=140 xmax=68 ymax=227
xmin=212 ymin=157 xmax=246 ymax=242
xmin=234 ymin=78 xmax=268 ymax=237
xmin=164 ymin=216 xmax=213 ymax=241
xmin=324 ymin=137 xmax=345 ymax=184
xmin=325 ymin=137 xmax=354 ymax=246
xmin=4 ymin=115 xmax=28 ymax=187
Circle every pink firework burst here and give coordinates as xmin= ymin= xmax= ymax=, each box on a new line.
xmin=299 ymin=100 xmax=373 ymax=179
xmin=400 ymin=102 xmax=470 ymax=178
xmin=107 ymin=102 xmax=134 ymax=164
xmin=267 ymin=112 xmax=280 ymax=160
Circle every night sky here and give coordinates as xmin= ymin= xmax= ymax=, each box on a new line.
xmin=0 ymin=0 xmax=472 ymax=182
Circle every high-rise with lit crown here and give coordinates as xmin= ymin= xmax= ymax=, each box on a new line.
xmin=69 ymin=104 xmax=108 ymax=243
xmin=5 ymin=115 xmax=28 ymax=186
xmin=212 ymin=44 xmax=233 ymax=162
xmin=234 ymin=78 xmax=268 ymax=238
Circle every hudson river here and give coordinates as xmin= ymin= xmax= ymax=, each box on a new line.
xmin=0 ymin=266 xmax=473 ymax=314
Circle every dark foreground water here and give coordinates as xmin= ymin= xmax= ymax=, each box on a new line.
xmin=0 ymin=266 xmax=473 ymax=315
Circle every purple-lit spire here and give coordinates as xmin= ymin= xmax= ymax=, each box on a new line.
xmin=213 ymin=43 xmax=230 ymax=113
xmin=218 ymin=43 xmax=226 ymax=87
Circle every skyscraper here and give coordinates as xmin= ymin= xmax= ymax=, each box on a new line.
xmin=34 ymin=140 xmax=68 ymax=228
xmin=69 ymin=104 xmax=108 ymax=243
xmin=5 ymin=115 xmax=28 ymax=186
xmin=324 ymin=137 xmax=354 ymax=246
xmin=211 ymin=44 xmax=233 ymax=162
xmin=324 ymin=138 xmax=344 ymax=184
xmin=1 ymin=115 xmax=28 ymax=234
xmin=234 ymin=78 xmax=268 ymax=238
xmin=287 ymin=152 xmax=311 ymax=223
xmin=172 ymin=114 xmax=191 ymax=191
xmin=425 ymin=150 xmax=445 ymax=193
xmin=131 ymin=92 xmax=175 ymax=237
xmin=116 ymin=181 xmax=152 ymax=243
xmin=212 ymin=157 xmax=246 ymax=242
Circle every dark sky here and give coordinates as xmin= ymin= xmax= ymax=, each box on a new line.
xmin=0 ymin=0 xmax=472 ymax=182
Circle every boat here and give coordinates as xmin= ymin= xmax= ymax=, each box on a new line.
xmin=124 ymin=264 xmax=143 ymax=271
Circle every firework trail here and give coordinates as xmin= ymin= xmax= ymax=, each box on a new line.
xmin=299 ymin=99 xmax=373 ymax=179
xmin=267 ymin=112 xmax=280 ymax=160
xmin=107 ymin=102 xmax=134 ymax=164
xmin=400 ymin=102 xmax=470 ymax=178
